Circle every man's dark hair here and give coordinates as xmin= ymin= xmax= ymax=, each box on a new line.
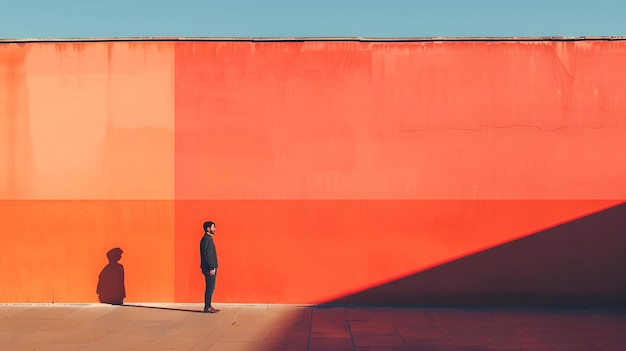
xmin=203 ymin=221 xmax=215 ymax=232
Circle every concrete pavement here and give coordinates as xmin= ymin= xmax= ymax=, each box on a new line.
xmin=0 ymin=303 xmax=624 ymax=350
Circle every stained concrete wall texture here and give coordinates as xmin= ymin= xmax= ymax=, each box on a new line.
xmin=1 ymin=40 xmax=625 ymax=306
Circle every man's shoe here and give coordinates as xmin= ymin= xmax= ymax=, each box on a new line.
xmin=208 ymin=307 xmax=220 ymax=313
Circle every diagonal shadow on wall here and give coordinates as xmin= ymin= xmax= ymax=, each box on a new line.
xmin=321 ymin=202 xmax=626 ymax=307
xmin=259 ymin=203 xmax=626 ymax=350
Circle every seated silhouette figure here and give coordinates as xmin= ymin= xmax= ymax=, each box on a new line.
xmin=96 ymin=248 xmax=126 ymax=305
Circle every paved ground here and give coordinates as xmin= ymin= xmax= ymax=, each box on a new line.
xmin=0 ymin=303 xmax=624 ymax=350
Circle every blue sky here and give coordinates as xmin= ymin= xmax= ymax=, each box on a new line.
xmin=0 ymin=0 xmax=623 ymax=39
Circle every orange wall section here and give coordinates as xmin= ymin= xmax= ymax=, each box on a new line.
xmin=1 ymin=42 xmax=175 ymax=302
xmin=173 ymin=199 xmax=623 ymax=304
xmin=175 ymin=41 xmax=626 ymax=201
xmin=1 ymin=42 xmax=175 ymax=200
xmin=1 ymin=40 xmax=625 ymax=305
xmin=0 ymin=200 xmax=175 ymax=302
xmin=174 ymin=40 xmax=626 ymax=305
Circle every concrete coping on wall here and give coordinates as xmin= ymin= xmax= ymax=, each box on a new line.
xmin=1 ymin=36 xmax=626 ymax=43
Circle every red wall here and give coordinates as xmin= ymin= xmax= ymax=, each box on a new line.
xmin=1 ymin=40 xmax=625 ymax=305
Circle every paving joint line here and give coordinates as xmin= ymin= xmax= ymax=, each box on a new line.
xmin=346 ymin=319 xmax=357 ymax=351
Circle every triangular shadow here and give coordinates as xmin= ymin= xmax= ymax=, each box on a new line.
xmin=322 ymin=202 xmax=626 ymax=307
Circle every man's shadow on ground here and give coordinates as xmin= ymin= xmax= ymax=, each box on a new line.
xmin=122 ymin=304 xmax=206 ymax=313
xmin=96 ymin=247 xmax=204 ymax=313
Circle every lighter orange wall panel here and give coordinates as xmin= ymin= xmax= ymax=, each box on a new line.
xmin=1 ymin=42 xmax=174 ymax=200
xmin=0 ymin=44 xmax=31 ymax=199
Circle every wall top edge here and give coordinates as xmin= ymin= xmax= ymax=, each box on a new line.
xmin=1 ymin=36 xmax=626 ymax=43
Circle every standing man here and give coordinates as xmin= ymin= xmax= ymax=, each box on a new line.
xmin=200 ymin=221 xmax=220 ymax=313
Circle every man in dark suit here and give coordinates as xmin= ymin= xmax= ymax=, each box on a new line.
xmin=200 ymin=221 xmax=220 ymax=313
